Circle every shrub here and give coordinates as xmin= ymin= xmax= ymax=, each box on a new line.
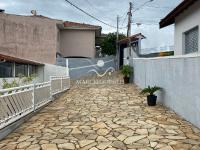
xmin=121 ymin=65 xmax=132 ymax=77
xmin=140 ymin=86 xmax=162 ymax=95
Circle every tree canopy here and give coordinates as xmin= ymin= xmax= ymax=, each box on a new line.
xmin=100 ymin=33 xmax=126 ymax=55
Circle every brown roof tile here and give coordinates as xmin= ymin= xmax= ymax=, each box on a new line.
xmin=118 ymin=33 xmax=146 ymax=44
xmin=0 ymin=54 xmax=44 ymax=65
xmin=63 ymin=21 xmax=101 ymax=30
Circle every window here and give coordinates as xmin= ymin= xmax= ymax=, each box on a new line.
xmin=29 ymin=65 xmax=37 ymax=75
xmin=0 ymin=62 xmax=13 ymax=78
xmin=15 ymin=63 xmax=28 ymax=77
xmin=185 ymin=26 xmax=199 ymax=54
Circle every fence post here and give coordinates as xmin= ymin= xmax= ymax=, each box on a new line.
xmin=50 ymin=76 xmax=53 ymax=101
xmin=32 ymin=83 xmax=36 ymax=111
xmin=61 ymin=76 xmax=63 ymax=91
xmin=66 ymin=59 xmax=69 ymax=77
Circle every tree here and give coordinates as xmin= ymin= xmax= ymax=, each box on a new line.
xmin=101 ymin=32 xmax=126 ymax=55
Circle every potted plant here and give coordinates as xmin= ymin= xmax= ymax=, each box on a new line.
xmin=121 ymin=65 xmax=132 ymax=84
xmin=140 ymin=86 xmax=162 ymax=106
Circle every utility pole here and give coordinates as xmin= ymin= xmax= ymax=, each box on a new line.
xmin=127 ymin=2 xmax=133 ymax=37
xmin=127 ymin=2 xmax=133 ymax=59
xmin=116 ymin=15 xmax=119 ymax=69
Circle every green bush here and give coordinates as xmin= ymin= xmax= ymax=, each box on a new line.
xmin=121 ymin=65 xmax=132 ymax=77
xmin=2 ymin=74 xmax=36 ymax=89
xmin=2 ymin=79 xmax=19 ymax=89
xmin=101 ymin=32 xmax=126 ymax=55
xmin=140 ymin=86 xmax=162 ymax=96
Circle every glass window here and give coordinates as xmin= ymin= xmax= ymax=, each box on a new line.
xmin=0 ymin=62 xmax=13 ymax=78
xmin=185 ymin=26 xmax=199 ymax=54
xmin=29 ymin=65 xmax=37 ymax=76
xmin=15 ymin=63 xmax=28 ymax=77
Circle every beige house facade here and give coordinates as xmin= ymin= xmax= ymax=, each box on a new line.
xmin=0 ymin=12 xmax=102 ymax=65
xmin=0 ymin=13 xmax=61 ymax=64
xmin=58 ymin=21 xmax=101 ymax=58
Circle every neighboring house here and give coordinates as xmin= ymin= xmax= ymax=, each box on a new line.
xmin=57 ymin=21 xmax=101 ymax=58
xmin=140 ymin=51 xmax=174 ymax=58
xmin=0 ymin=53 xmax=68 ymax=88
xmin=160 ymin=0 xmax=200 ymax=55
xmin=0 ymin=54 xmax=43 ymax=78
xmin=0 ymin=11 xmax=101 ymax=82
xmin=0 ymin=11 xmax=102 ymax=66
xmin=0 ymin=12 xmax=62 ymax=65
xmin=118 ymin=33 xmax=145 ymax=67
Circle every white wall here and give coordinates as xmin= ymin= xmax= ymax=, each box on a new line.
xmin=39 ymin=64 xmax=68 ymax=82
xmin=175 ymin=1 xmax=200 ymax=55
xmin=123 ymin=47 xmax=139 ymax=65
xmin=133 ymin=55 xmax=200 ymax=128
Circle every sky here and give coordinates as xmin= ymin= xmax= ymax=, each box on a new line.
xmin=0 ymin=0 xmax=183 ymax=53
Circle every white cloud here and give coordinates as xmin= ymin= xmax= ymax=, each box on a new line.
xmin=0 ymin=0 xmax=183 ymax=52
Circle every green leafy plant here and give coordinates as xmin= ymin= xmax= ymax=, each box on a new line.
xmin=2 ymin=74 xmax=36 ymax=89
xmin=140 ymin=86 xmax=162 ymax=96
xmin=101 ymin=32 xmax=126 ymax=55
xmin=22 ymin=74 xmax=36 ymax=84
xmin=2 ymin=79 xmax=19 ymax=89
xmin=121 ymin=65 xmax=132 ymax=77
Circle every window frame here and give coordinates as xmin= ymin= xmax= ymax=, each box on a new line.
xmin=184 ymin=26 xmax=199 ymax=54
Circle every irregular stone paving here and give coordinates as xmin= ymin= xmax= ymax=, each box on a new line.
xmin=1 ymin=73 xmax=200 ymax=150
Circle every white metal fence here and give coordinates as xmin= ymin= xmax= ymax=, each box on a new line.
xmin=0 ymin=76 xmax=70 ymax=129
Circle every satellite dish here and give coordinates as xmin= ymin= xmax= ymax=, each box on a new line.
xmin=31 ymin=10 xmax=37 ymax=16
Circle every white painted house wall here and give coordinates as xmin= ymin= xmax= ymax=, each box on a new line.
xmin=174 ymin=0 xmax=200 ymax=55
xmin=123 ymin=47 xmax=139 ymax=66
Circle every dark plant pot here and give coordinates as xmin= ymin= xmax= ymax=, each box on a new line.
xmin=123 ymin=76 xmax=130 ymax=84
xmin=147 ymin=95 xmax=157 ymax=106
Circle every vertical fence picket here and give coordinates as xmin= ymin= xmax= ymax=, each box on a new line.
xmin=61 ymin=77 xmax=63 ymax=92
xmin=32 ymin=83 xmax=36 ymax=111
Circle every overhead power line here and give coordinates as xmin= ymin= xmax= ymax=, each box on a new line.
xmin=133 ymin=0 xmax=154 ymax=12
xmin=65 ymin=0 xmax=118 ymax=29
xmin=146 ymin=5 xmax=174 ymax=9
xmin=133 ymin=1 xmax=173 ymax=10
xmin=121 ymin=14 xmax=128 ymax=27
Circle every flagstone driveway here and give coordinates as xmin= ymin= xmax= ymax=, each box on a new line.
xmin=0 ymin=74 xmax=200 ymax=150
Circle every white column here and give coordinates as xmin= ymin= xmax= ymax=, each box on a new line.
xmin=138 ymin=38 xmax=142 ymax=56
xmin=66 ymin=59 xmax=69 ymax=77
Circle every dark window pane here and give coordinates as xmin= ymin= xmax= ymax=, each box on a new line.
xmin=15 ymin=63 xmax=28 ymax=77
xmin=0 ymin=62 xmax=13 ymax=78
xmin=29 ymin=65 xmax=37 ymax=75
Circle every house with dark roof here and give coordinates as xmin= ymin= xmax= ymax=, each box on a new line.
xmin=118 ymin=33 xmax=145 ymax=67
xmin=160 ymin=0 xmax=200 ymax=55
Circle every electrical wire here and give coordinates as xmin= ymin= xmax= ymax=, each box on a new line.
xmin=121 ymin=14 xmax=128 ymax=27
xmin=65 ymin=0 xmax=118 ymax=29
xmin=133 ymin=0 xmax=154 ymax=12
xmin=133 ymin=1 xmax=174 ymax=10
xmin=145 ymin=5 xmax=174 ymax=9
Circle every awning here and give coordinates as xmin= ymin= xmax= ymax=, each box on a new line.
xmin=0 ymin=54 xmax=44 ymax=65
